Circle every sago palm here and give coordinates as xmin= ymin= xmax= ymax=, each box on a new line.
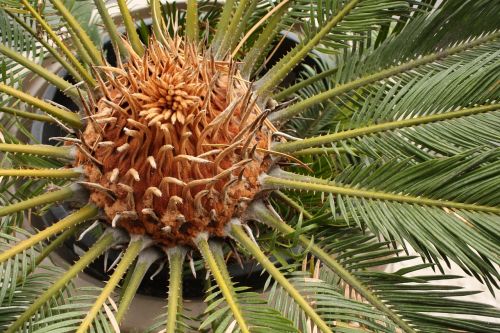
xmin=0 ymin=0 xmax=499 ymax=332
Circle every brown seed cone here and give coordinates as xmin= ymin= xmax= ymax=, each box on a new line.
xmin=75 ymin=37 xmax=273 ymax=247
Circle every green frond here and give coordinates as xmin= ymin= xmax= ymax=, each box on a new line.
xmin=0 ymin=185 xmax=79 ymax=218
xmin=4 ymin=232 xmax=114 ymax=333
xmin=0 ymin=83 xmax=82 ymax=128
xmin=231 ymin=224 xmax=333 ymax=333
xmin=271 ymin=31 xmax=499 ymax=122
xmin=116 ymin=248 xmax=161 ymax=323
xmin=116 ymin=0 xmax=144 ymax=56
xmin=77 ymin=237 xmax=143 ymax=333
xmin=0 ymin=205 xmax=97 ymax=263
xmin=197 ymin=237 xmax=251 ymax=333
xmin=165 ymin=247 xmax=185 ymax=333
xmin=268 ymin=150 xmax=500 ymax=287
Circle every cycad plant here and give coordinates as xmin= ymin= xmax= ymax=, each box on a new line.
xmin=0 ymin=0 xmax=499 ymax=332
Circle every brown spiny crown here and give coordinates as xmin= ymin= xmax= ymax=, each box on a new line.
xmin=74 ymin=38 xmax=273 ymax=247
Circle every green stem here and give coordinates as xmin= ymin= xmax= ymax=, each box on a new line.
xmin=0 ymin=186 xmax=77 ymax=218
xmin=50 ymin=0 xmax=103 ymax=65
xmin=0 ymin=168 xmax=81 ymax=179
xmin=263 ymin=173 xmax=500 ymax=214
xmin=270 ymin=32 xmax=500 ymax=122
xmin=240 ymin=1 xmax=290 ymax=79
xmin=0 ymin=143 xmax=73 ymax=159
xmin=116 ymin=0 xmax=144 ymax=56
xmin=7 ymin=10 xmax=84 ymax=84
xmin=256 ymin=0 xmax=360 ymax=96
xmin=16 ymin=227 xmax=77 ymax=284
xmin=251 ymin=202 xmax=416 ymax=333
xmin=77 ymin=237 xmax=143 ymax=333
xmin=94 ymin=0 xmax=128 ymax=58
xmin=186 ymin=0 xmax=198 ymax=42
xmin=230 ymin=224 xmax=333 ymax=333
xmin=197 ymin=237 xmax=251 ymax=333
xmin=273 ymin=104 xmax=499 ymax=153
xmin=0 ymin=44 xmax=78 ymax=98
xmin=21 ymin=0 xmax=97 ymax=87
xmin=116 ymin=249 xmax=160 ymax=323
xmin=0 ymin=205 xmax=97 ymax=263
xmin=0 ymin=106 xmax=55 ymax=123
xmin=273 ymin=67 xmax=338 ymax=101
xmin=216 ymin=0 xmax=250 ymax=59
xmin=166 ymin=247 xmax=185 ymax=333
xmin=211 ymin=0 xmax=234 ymax=53
xmin=274 ymin=190 xmax=313 ymax=219
xmin=5 ymin=232 xmax=114 ymax=333
xmin=151 ymin=0 xmax=168 ymax=46
xmin=0 ymin=84 xmax=82 ymax=129
xmin=291 ymin=147 xmax=359 ymax=156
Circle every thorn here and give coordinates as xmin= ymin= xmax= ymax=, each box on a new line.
xmin=176 ymin=214 xmax=186 ymax=224
xmin=117 ymin=143 xmax=130 ymax=152
xmin=145 ymin=186 xmax=162 ymax=197
xmin=147 ymin=156 xmax=157 ymax=169
xmin=123 ymin=127 xmax=140 ymax=137
xmin=210 ymin=209 xmax=217 ymax=221
xmin=109 ymin=168 xmax=119 ymax=183
xmin=126 ymin=168 xmax=140 ymax=181
xmin=117 ymin=183 xmax=133 ymax=192
xmin=77 ymin=220 xmax=100 ymax=241
xmin=242 ymin=224 xmax=259 ymax=246
xmin=168 ymin=196 xmax=183 ymax=210
xmin=112 ymin=214 xmax=122 ymax=227
xmin=188 ymin=251 xmax=197 ymax=278
xmin=49 ymin=136 xmax=81 ymax=143
xmin=107 ymin=251 xmax=124 ymax=272
xmin=97 ymin=141 xmax=115 ymax=147
xmin=94 ymin=117 xmax=117 ymax=124
xmin=149 ymin=261 xmax=165 ymax=280
xmin=142 ymin=208 xmax=160 ymax=221
xmin=161 ymin=177 xmax=186 ymax=187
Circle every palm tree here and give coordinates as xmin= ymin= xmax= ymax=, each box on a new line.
xmin=0 ymin=0 xmax=499 ymax=332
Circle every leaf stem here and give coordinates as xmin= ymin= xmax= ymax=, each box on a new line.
xmin=116 ymin=0 xmax=144 ymax=56
xmin=0 ymin=168 xmax=81 ymax=179
xmin=0 ymin=186 xmax=77 ymax=218
xmin=186 ymin=0 xmax=198 ymax=42
xmin=7 ymin=10 xmax=84 ymax=84
xmin=197 ymin=236 xmax=251 ymax=333
xmin=211 ymin=0 xmax=234 ymax=53
xmin=251 ymin=202 xmax=417 ymax=333
xmin=0 ymin=83 xmax=82 ymax=129
xmin=274 ymin=104 xmax=499 ymax=153
xmin=230 ymin=224 xmax=333 ymax=333
xmin=0 ymin=143 xmax=73 ymax=159
xmin=216 ymin=0 xmax=250 ymax=59
xmin=77 ymin=237 xmax=143 ymax=333
xmin=0 ymin=205 xmax=97 ymax=263
xmin=270 ymin=32 xmax=500 ymax=122
xmin=256 ymin=0 xmax=360 ymax=96
xmin=263 ymin=173 xmax=500 ymax=214
xmin=5 ymin=232 xmax=114 ymax=333
xmin=116 ymin=248 xmax=161 ymax=323
xmin=50 ymin=0 xmax=103 ymax=65
xmin=20 ymin=0 xmax=97 ymax=87
xmin=0 ymin=106 xmax=55 ymax=123
xmin=0 ymin=44 xmax=78 ymax=98
xmin=166 ymin=247 xmax=185 ymax=333
xmin=94 ymin=0 xmax=128 ymax=58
